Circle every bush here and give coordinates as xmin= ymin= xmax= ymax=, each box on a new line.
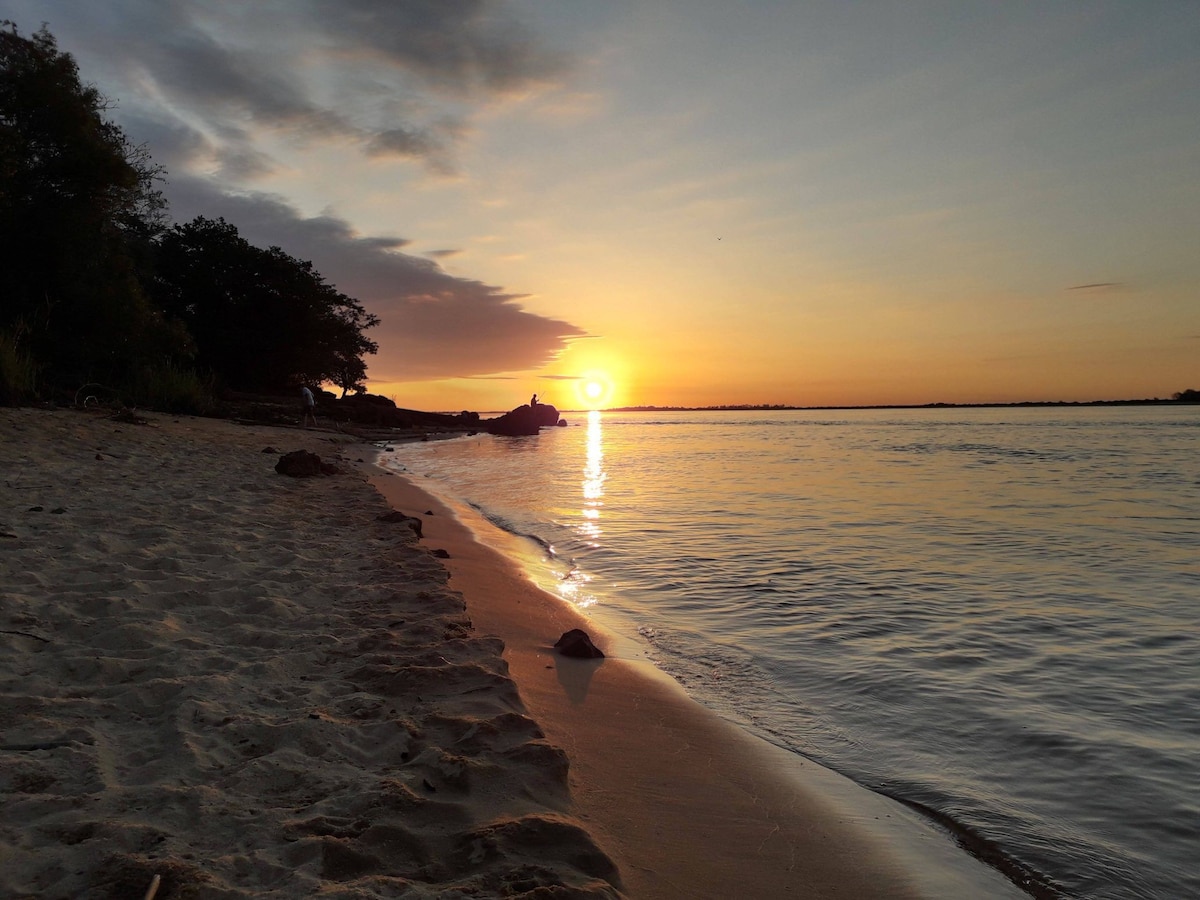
xmin=127 ymin=364 xmax=215 ymax=415
xmin=0 ymin=329 xmax=38 ymax=405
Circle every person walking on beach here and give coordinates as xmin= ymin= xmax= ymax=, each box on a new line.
xmin=300 ymin=385 xmax=317 ymax=428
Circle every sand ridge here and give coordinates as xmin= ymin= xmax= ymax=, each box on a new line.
xmin=0 ymin=408 xmax=619 ymax=898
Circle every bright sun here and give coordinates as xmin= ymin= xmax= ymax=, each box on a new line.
xmin=576 ymin=373 xmax=613 ymax=408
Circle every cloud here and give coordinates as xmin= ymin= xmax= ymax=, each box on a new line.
xmin=164 ymin=176 xmax=587 ymax=381
xmin=1066 ymin=281 xmax=1126 ymax=293
xmin=426 ymin=249 xmax=462 ymax=259
xmin=20 ymin=0 xmax=567 ymax=176
xmin=316 ymin=0 xmax=566 ymax=94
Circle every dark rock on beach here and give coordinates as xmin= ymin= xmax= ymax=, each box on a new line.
xmin=484 ymin=403 xmax=564 ymax=436
xmin=554 ymin=629 xmax=604 ymax=659
xmin=378 ymin=510 xmax=423 ymax=538
xmin=274 ymin=450 xmax=339 ymax=477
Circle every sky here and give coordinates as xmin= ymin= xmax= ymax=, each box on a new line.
xmin=4 ymin=1 xmax=1198 ymax=410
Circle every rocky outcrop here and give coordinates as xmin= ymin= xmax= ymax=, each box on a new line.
xmin=377 ymin=510 xmax=423 ymax=538
xmin=333 ymin=393 xmax=481 ymax=429
xmin=274 ymin=450 xmax=339 ymax=477
xmin=484 ymin=403 xmax=565 ymax=436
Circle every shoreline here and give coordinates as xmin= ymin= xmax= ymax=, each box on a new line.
xmin=370 ymin=463 xmax=1031 ymax=899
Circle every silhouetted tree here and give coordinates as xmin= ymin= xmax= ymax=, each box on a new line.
xmin=0 ymin=22 xmax=183 ymax=387
xmin=1173 ymin=389 xmax=1199 ymax=402
xmin=152 ymin=217 xmax=378 ymax=392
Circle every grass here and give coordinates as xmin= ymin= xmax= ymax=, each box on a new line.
xmin=126 ymin=363 xmax=216 ymax=415
xmin=0 ymin=330 xmax=38 ymax=405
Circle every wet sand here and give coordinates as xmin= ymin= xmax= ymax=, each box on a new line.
xmin=371 ymin=465 xmax=1029 ymax=899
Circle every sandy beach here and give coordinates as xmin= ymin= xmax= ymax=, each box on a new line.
xmin=1 ymin=407 xmax=1025 ymax=898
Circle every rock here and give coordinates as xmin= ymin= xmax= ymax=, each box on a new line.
xmin=378 ymin=510 xmax=423 ymax=538
xmin=110 ymin=408 xmax=148 ymax=425
xmin=431 ymin=548 xmax=451 ymax=559
xmin=262 ymin=446 xmax=277 ymax=453
xmin=554 ymin=629 xmax=604 ymax=659
xmin=274 ymin=450 xmax=339 ymax=477
xmin=483 ymin=402 xmax=564 ymax=436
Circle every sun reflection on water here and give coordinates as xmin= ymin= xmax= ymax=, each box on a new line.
xmin=556 ymin=409 xmax=606 ymax=609
xmin=581 ymin=409 xmax=605 ymax=541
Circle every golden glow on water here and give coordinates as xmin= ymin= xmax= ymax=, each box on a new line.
xmin=581 ymin=409 xmax=605 ymax=541
xmin=557 ymin=409 xmax=606 ymax=610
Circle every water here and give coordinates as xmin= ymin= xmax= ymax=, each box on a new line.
xmin=380 ymin=406 xmax=1200 ymax=899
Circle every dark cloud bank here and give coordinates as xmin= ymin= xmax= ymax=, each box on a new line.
xmin=166 ymin=177 xmax=586 ymax=382
xmin=9 ymin=0 xmax=583 ymax=382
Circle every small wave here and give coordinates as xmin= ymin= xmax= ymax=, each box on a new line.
xmin=885 ymin=794 xmax=1067 ymax=900
xmin=466 ymin=501 xmax=557 ymax=557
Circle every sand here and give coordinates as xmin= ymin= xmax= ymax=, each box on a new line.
xmin=0 ymin=408 xmax=616 ymax=898
xmin=0 ymin=407 xmax=1027 ymax=898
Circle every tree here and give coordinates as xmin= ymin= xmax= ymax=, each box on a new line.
xmin=0 ymin=23 xmax=181 ymax=388
xmin=153 ymin=217 xmax=379 ymax=392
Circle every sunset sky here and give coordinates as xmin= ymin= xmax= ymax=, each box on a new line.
xmin=6 ymin=1 xmax=1198 ymax=410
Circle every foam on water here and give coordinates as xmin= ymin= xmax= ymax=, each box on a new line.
xmin=381 ymin=406 xmax=1200 ymax=899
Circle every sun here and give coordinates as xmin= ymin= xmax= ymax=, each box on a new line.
xmin=575 ymin=372 xmax=614 ymax=408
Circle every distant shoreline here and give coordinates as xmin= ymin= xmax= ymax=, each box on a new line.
xmin=596 ymin=398 xmax=1199 ymax=413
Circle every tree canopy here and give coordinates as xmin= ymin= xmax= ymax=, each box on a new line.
xmin=153 ymin=217 xmax=378 ymax=394
xmin=0 ymin=22 xmax=181 ymax=387
xmin=1 ymin=22 xmax=380 ymax=405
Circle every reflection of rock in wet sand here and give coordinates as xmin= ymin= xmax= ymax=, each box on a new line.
xmin=0 ymin=408 xmax=620 ymax=898
xmin=553 ymin=629 xmax=605 ymax=704
xmin=555 ymin=656 xmax=606 ymax=706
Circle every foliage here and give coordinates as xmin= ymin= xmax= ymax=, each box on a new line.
xmin=0 ymin=327 xmax=38 ymax=405
xmin=152 ymin=217 xmax=379 ymax=393
xmin=0 ymin=23 xmax=181 ymax=388
xmin=126 ymin=363 xmax=215 ymax=415
xmin=1 ymin=23 xmax=378 ymax=407
xmin=1173 ymin=389 xmax=1199 ymax=402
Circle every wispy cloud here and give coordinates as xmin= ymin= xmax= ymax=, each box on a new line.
xmin=20 ymin=0 xmax=567 ymax=176
xmin=1066 ymin=281 xmax=1126 ymax=293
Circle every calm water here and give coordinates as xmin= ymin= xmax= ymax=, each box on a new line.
xmin=380 ymin=407 xmax=1200 ymax=899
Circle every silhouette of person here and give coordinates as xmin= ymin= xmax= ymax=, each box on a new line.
xmin=301 ymin=385 xmax=317 ymax=428
xmin=530 ymin=393 xmax=538 ymax=407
